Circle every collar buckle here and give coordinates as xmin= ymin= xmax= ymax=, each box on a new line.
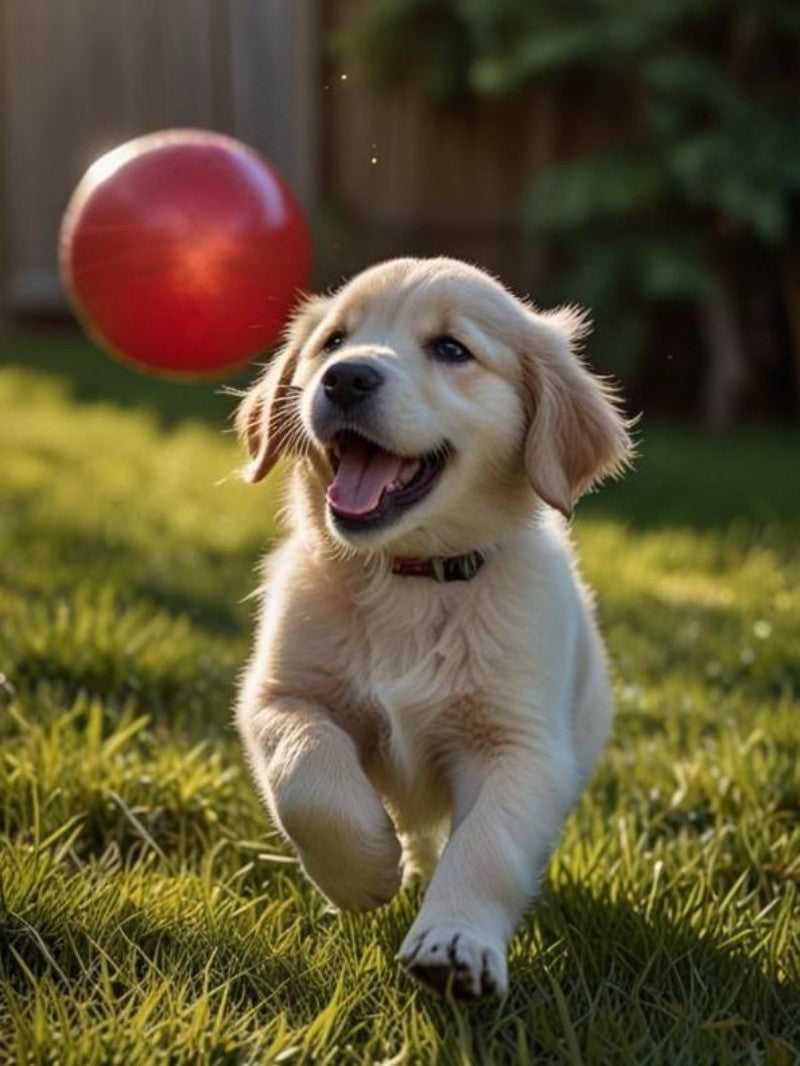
xmin=391 ymin=549 xmax=486 ymax=583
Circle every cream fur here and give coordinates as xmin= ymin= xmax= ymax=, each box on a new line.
xmin=234 ymin=257 xmax=632 ymax=999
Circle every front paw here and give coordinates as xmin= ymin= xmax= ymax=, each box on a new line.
xmin=284 ymin=804 xmax=402 ymax=913
xmin=397 ymin=923 xmax=508 ymax=999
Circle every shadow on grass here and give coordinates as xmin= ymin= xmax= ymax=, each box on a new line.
xmin=580 ymin=423 xmax=800 ymax=534
xmin=0 ymin=901 xmax=324 ymax=1018
xmin=2 ymin=516 xmax=260 ymax=635
xmin=409 ymin=884 xmax=799 ymax=1061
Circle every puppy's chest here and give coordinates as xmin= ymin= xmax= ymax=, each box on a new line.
xmin=337 ymin=589 xmax=508 ymax=743
xmin=353 ymin=596 xmax=477 ymax=695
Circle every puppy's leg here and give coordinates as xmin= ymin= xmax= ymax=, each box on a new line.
xmin=238 ymin=697 xmax=402 ymax=912
xmin=399 ymin=828 xmax=444 ymax=884
xmin=398 ymin=745 xmax=577 ymax=998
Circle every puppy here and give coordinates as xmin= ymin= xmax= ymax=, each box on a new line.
xmin=235 ymin=257 xmax=631 ymax=998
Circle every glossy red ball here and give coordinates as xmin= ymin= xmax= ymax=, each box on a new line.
xmin=60 ymin=129 xmax=311 ymax=378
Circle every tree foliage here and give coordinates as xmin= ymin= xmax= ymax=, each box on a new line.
xmin=347 ymin=0 xmax=800 ymax=421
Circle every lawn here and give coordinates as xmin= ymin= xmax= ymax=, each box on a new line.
xmin=1 ymin=330 xmax=799 ymax=1064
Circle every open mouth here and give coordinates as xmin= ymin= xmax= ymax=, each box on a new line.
xmin=325 ymin=430 xmax=449 ymax=531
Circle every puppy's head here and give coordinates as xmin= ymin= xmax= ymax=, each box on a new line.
xmin=238 ymin=258 xmax=631 ymax=554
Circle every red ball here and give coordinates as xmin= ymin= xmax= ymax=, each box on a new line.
xmin=60 ymin=129 xmax=311 ymax=378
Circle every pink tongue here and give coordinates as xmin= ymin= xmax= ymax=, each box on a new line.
xmin=327 ymin=438 xmax=405 ymax=516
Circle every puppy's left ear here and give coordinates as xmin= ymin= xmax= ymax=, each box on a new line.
xmin=236 ymin=295 xmax=331 ymax=483
xmin=521 ymin=307 xmax=633 ymax=517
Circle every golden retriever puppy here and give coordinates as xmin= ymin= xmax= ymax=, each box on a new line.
xmin=235 ymin=257 xmax=631 ymax=998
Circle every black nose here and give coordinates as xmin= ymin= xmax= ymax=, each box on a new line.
xmin=322 ymin=361 xmax=384 ymax=411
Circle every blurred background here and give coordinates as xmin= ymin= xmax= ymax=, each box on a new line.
xmin=1 ymin=0 xmax=799 ymax=429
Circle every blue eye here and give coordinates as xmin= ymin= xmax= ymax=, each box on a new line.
xmin=323 ymin=330 xmax=346 ymax=352
xmin=429 ymin=335 xmax=473 ymax=364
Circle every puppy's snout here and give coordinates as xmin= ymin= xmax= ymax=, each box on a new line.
xmin=322 ymin=361 xmax=384 ymax=411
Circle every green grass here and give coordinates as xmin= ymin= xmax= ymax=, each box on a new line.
xmin=1 ymin=329 xmax=799 ymax=1064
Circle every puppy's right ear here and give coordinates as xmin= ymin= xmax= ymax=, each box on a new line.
xmin=235 ymin=295 xmax=331 ymax=483
xmin=520 ymin=307 xmax=632 ymax=517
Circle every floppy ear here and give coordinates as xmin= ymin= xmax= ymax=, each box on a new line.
xmin=235 ymin=296 xmax=331 ymax=483
xmin=521 ymin=307 xmax=632 ymax=517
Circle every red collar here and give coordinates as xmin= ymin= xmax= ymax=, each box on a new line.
xmin=390 ymin=549 xmax=487 ymax=582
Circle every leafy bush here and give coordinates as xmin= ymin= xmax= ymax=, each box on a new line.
xmin=347 ymin=0 xmax=800 ymax=425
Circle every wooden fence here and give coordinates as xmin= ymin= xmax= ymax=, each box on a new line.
xmin=0 ymin=0 xmax=629 ymax=309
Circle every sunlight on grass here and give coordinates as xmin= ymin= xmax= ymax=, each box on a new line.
xmin=1 ymin=343 xmax=798 ymax=1062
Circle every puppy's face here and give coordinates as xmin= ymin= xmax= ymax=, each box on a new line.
xmin=238 ymin=258 xmax=631 ymax=555
xmin=294 ymin=261 xmax=532 ymax=551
